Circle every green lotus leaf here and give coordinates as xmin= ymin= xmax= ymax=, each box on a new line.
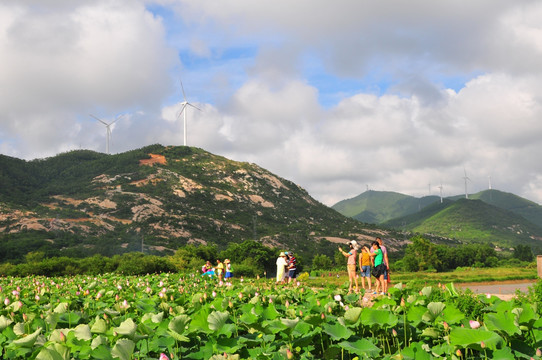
xmin=513 ymin=305 xmax=538 ymax=327
xmin=441 ymin=304 xmax=465 ymax=324
xmin=53 ymin=303 xmax=69 ymax=314
xmin=91 ymin=335 xmax=109 ymax=350
xmin=360 ymin=308 xmax=398 ymax=328
xmin=74 ymin=324 xmax=92 ymax=340
xmin=189 ymin=307 xmax=210 ymax=333
xmin=444 ymin=283 xmax=459 ymax=297
xmin=262 ymin=304 xmax=280 ymax=320
xmin=49 ymin=329 xmax=72 ymax=342
xmin=338 ymin=338 xmax=380 ymax=357
xmin=449 ymin=327 xmax=504 ymax=349
xmin=13 ymin=322 xmax=25 ymax=336
xmin=343 ymin=307 xmax=362 ymax=324
xmin=59 ymin=312 xmax=82 ymax=326
xmin=12 ymin=327 xmax=42 ymax=347
xmin=103 ymin=308 xmax=120 ymax=316
xmin=422 ymin=302 xmax=445 ymax=323
xmin=400 ymin=341 xmax=432 ymax=360
xmin=91 ymin=317 xmax=107 ymax=334
xmin=265 ymin=319 xmax=289 ymax=334
xmin=168 ymin=314 xmax=191 ymax=341
xmin=0 ymin=315 xmax=13 ymax=331
xmin=113 ymin=318 xmax=137 ymax=338
xmin=45 ymin=312 xmax=59 ymax=328
xmin=421 ymin=327 xmax=440 ymax=338
xmin=240 ymin=310 xmax=259 ymax=325
xmin=420 ymin=286 xmax=433 ymax=297
xmin=280 ymin=317 xmax=299 ymax=329
xmin=208 ymin=311 xmax=229 ymax=331
xmin=322 ymin=322 xmax=354 ymax=340
xmin=36 ymin=346 xmax=65 ymax=360
xmin=484 ymin=312 xmax=521 ymax=337
xmin=141 ymin=311 xmax=164 ymax=324
xmin=111 ymin=338 xmax=135 ymax=360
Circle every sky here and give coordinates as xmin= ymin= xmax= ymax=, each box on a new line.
xmin=2 ymin=1 xmax=542 ymax=206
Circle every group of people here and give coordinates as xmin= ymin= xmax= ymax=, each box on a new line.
xmin=338 ymin=237 xmax=390 ymax=295
xmin=275 ymin=251 xmax=297 ymax=284
xmin=201 ymin=259 xmax=233 ymax=281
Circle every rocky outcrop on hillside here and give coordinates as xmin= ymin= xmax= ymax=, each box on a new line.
xmin=0 ymin=145 xmax=400 ymax=262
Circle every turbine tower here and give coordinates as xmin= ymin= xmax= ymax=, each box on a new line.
xmin=438 ymin=182 xmax=443 ymax=203
xmin=90 ymin=114 xmax=123 ymax=154
xmin=463 ymin=168 xmax=471 ymax=199
xmin=178 ymin=80 xmax=201 ymax=146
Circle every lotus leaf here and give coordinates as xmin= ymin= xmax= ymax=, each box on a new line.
xmin=484 ymin=312 xmax=521 ymax=337
xmin=113 ymin=318 xmax=137 ymax=338
xmin=111 ymin=338 xmax=135 ymax=360
xmin=449 ymin=327 xmax=504 ymax=349
xmin=322 ymin=321 xmax=354 ymax=340
xmin=338 ymin=338 xmax=380 ymax=357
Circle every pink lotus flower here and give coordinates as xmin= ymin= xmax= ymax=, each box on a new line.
xmin=159 ymin=353 xmax=170 ymax=360
xmin=469 ymin=320 xmax=480 ymax=329
xmin=334 ymin=294 xmax=341 ymax=301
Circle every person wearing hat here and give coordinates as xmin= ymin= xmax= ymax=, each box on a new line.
xmin=339 ymin=240 xmax=359 ymax=294
xmin=224 ymin=259 xmax=233 ymax=280
xmin=276 ymin=252 xmax=288 ymax=284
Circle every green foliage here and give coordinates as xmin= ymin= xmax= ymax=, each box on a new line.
xmin=403 ymin=235 xmax=441 ymax=271
xmin=312 ymin=254 xmax=333 ymax=270
xmin=0 ymin=274 xmax=541 ymax=359
xmin=403 ymin=235 xmax=502 ymax=272
xmin=514 ymin=244 xmax=534 ymax=262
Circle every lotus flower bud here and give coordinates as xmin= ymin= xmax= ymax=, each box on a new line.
xmin=469 ymin=320 xmax=480 ymax=329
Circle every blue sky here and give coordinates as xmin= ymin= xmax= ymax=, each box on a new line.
xmin=1 ymin=0 xmax=542 ymax=206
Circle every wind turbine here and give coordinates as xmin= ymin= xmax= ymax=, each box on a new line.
xmin=438 ymin=182 xmax=443 ymax=203
xmin=90 ymin=114 xmax=123 ymax=154
xmin=463 ymin=168 xmax=471 ymax=199
xmin=178 ymin=80 xmax=201 ymax=146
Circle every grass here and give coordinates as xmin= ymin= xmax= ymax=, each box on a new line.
xmin=304 ymin=264 xmax=538 ymax=289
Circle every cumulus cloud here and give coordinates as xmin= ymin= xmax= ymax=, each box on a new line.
xmin=2 ymin=0 xmax=542 ymax=208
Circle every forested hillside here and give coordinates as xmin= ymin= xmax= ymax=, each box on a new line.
xmin=0 ymin=145 xmax=397 ymax=264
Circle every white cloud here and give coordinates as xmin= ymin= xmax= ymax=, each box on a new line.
xmin=2 ymin=0 xmax=542 ymax=209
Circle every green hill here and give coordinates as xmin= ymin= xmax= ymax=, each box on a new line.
xmin=0 ymin=145 xmax=396 ymax=264
xmin=332 ymin=190 xmax=440 ymax=223
xmin=384 ymin=198 xmax=542 ymax=247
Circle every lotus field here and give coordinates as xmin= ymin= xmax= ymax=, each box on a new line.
xmin=1 ymin=272 xmax=542 ymax=359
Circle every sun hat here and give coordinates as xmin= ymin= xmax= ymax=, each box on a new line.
xmin=224 ymin=259 xmax=230 ymax=263
xmin=279 ymin=252 xmax=285 ymax=257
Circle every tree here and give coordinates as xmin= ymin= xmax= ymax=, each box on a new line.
xmin=514 ymin=244 xmax=534 ymax=262
xmin=312 ymin=254 xmax=333 ymax=270
xmin=403 ymin=235 xmax=441 ymax=271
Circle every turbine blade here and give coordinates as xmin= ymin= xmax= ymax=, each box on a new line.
xmin=90 ymin=114 xmax=108 ymax=126
xmin=110 ymin=114 xmax=124 ymax=126
xmin=177 ymin=103 xmax=188 ymax=118
xmin=180 ymin=80 xmax=187 ymax=101
xmin=187 ymin=103 xmax=202 ymax=112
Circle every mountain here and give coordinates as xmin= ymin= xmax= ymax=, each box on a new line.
xmin=0 ymin=145 xmax=398 ymax=264
xmin=384 ymin=198 xmax=542 ymax=247
xmin=332 ymin=190 xmax=440 ymax=223
xmin=333 ymin=189 xmax=542 ymax=248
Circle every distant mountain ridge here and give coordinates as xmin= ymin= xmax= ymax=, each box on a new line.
xmin=332 ymin=189 xmax=542 ymax=248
